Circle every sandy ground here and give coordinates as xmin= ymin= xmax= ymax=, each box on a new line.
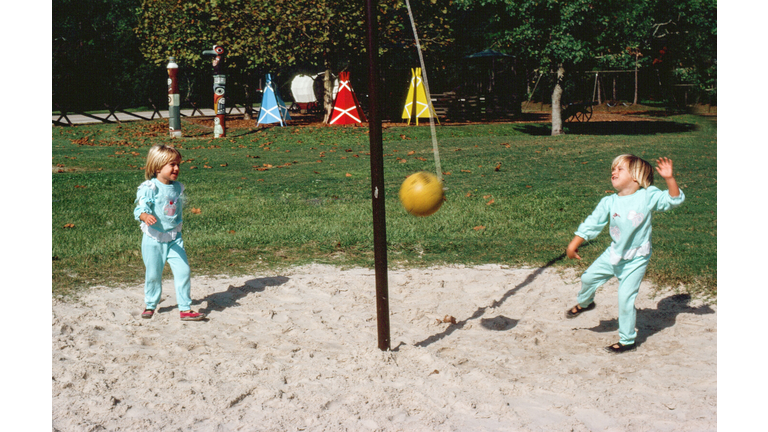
xmin=52 ymin=264 xmax=716 ymax=431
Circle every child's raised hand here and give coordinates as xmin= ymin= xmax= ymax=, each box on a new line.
xmin=655 ymin=157 xmax=675 ymax=179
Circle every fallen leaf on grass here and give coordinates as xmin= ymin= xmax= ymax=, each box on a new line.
xmin=220 ymin=163 xmax=228 ymax=167
xmin=190 ymin=208 xmax=202 ymax=215
xmin=473 ymin=225 xmax=485 ymax=231
xmin=495 ymin=163 xmax=502 ymax=171
xmin=465 ymin=192 xmax=472 ymax=197
xmin=345 ymin=173 xmax=352 ymax=177
xmin=407 ymin=150 xmax=415 ymax=155
xmin=486 ymin=199 xmax=495 ymax=205
xmin=228 ymin=230 xmax=236 ymax=234
xmin=63 ymin=224 xmax=75 ymax=229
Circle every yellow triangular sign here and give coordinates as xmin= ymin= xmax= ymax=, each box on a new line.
xmin=401 ymin=68 xmax=439 ymax=125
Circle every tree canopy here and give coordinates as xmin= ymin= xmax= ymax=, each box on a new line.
xmin=53 ymin=0 xmax=715 ymax=123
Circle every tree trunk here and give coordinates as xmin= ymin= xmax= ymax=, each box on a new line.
xmin=322 ymin=68 xmax=334 ymax=124
xmin=551 ymin=64 xmax=565 ymax=136
xmin=243 ymin=83 xmax=252 ymax=120
xmin=633 ymin=53 xmax=639 ymax=105
xmin=322 ymin=50 xmax=334 ymax=124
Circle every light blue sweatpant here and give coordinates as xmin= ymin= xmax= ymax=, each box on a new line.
xmin=142 ymin=234 xmax=192 ymax=311
xmin=576 ymin=248 xmax=650 ymax=345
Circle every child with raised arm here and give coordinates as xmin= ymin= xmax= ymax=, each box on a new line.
xmin=565 ymin=155 xmax=683 ymax=353
xmin=134 ymin=144 xmax=205 ymax=321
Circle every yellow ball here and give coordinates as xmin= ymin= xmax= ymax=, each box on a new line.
xmin=399 ymin=172 xmax=444 ymax=217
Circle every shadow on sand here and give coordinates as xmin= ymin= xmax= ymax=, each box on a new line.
xmin=576 ymin=293 xmax=714 ymax=347
xmin=192 ymin=276 xmax=290 ymax=315
xmin=412 ymin=254 xmax=566 ymax=349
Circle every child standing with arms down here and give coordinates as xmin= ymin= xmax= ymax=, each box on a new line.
xmin=565 ymin=155 xmax=684 ymax=353
xmin=134 ymin=144 xmax=205 ymax=321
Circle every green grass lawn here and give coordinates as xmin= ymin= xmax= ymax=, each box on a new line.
xmin=52 ymin=114 xmax=716 ymax=299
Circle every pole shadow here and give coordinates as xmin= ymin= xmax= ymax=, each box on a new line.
xmin=573 ymin=293 xmax=715 ymax=347
xmin=413 ymin=254 xmax=565 ymax=348
xmin=191 ymin=276 xmax=290 ymax=314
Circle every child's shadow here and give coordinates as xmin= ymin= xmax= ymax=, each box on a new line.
xmin=193 ymin=276 xmax=290 ymax=314
xmin=579 ymin=294 xmax=714 ymax=347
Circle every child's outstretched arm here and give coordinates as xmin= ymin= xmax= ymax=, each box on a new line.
xmin=655 ymin=157 xmax=680 ymax=197
xmin=566 ymin=235 xmax=585 ymax=260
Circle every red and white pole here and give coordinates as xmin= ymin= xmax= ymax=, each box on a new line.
xmin=167 ymin=57 xmax=181 ymax=138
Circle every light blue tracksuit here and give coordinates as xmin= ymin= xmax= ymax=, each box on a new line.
xmin=574 ymin=186 xmax=685 ymax=345
xmin=134 ymin=178 xmax=192 ymax=311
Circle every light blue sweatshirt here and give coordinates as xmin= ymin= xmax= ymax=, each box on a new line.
xmin=575 ymin=186 xmax=685 ymax=265
xmin=134 ymin=178 xmax=185 ymax=242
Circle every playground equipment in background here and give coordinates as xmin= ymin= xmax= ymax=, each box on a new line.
xmin=401 ymin=67 xmax=439 ymax=125
xmin=289 ymin=73 xmax=339 ymax=113
xmin=167 ymin=57 xmax=181 ymax=138
xmin=329 ymin=71 xmax=367 ymax=125
xmin=256 ymin=73 xmax=291 ymax=127
xmin=202 ymin=45 xmax=227 ymax=137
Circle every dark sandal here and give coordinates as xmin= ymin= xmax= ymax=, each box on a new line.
xmin=141 ymin=309 xmax=155 ymax=319
xmin=605 ymin=342 xmax=636 ymax=353
xmin=565 ymin=302 xmax=595 ymax=319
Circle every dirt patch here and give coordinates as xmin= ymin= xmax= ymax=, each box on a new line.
xmin=181 ymin=109 xmax=672 ymax=131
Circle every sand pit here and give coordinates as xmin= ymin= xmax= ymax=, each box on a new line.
xmin=52 ymin=264 xmax=716 ymax=431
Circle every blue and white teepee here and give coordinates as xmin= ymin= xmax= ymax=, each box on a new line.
xmin=257 ymin=74 xmax=291 ymax=126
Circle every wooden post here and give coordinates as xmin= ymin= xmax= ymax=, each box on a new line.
xmin=364 ymin=0 xmax=390 ymax=351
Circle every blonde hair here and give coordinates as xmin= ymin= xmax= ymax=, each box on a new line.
xmin=611 ymin=154 xmax=654 ymax=189
xmin=144 ymin=145 xmax=182 ymax=180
